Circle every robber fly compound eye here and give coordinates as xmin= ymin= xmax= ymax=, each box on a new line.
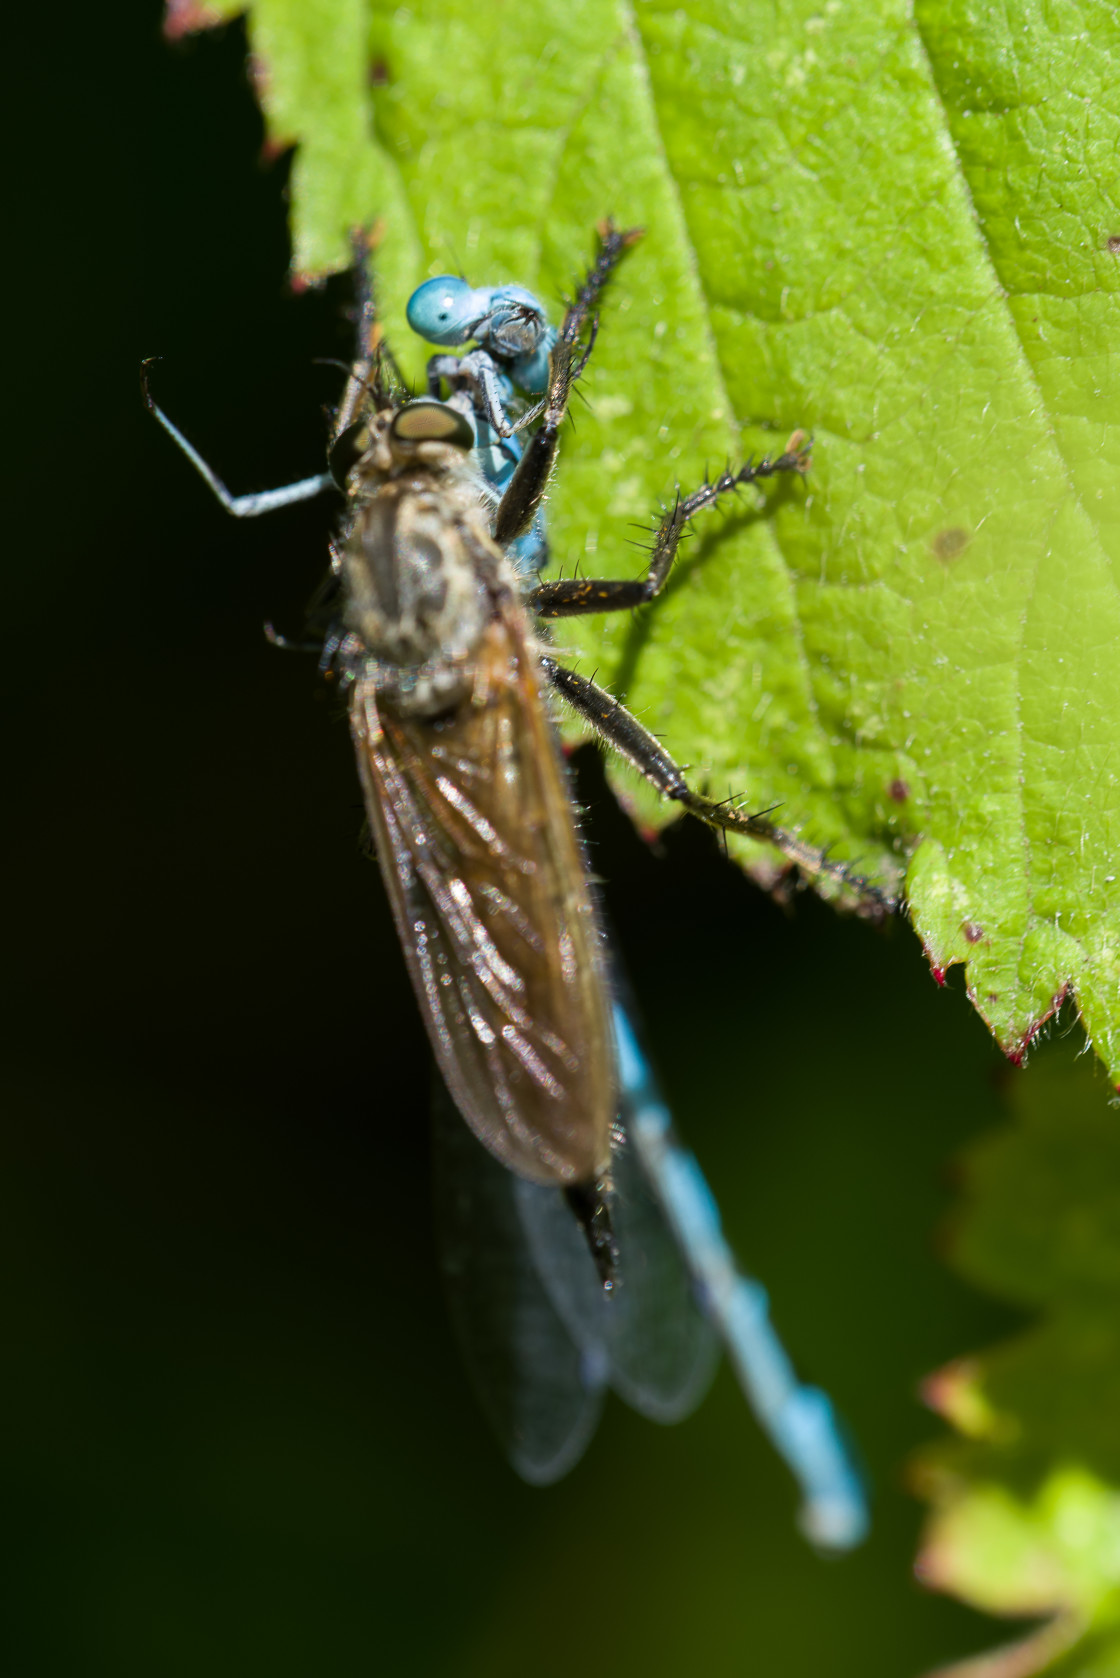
xmin=389 ymin=399 xmax=475 ymax=450
xmin=328 ymin=419 xmax=373 ymax=489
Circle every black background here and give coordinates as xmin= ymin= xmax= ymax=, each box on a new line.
xmin=6 ymin=7 xmax=1028 ymax=1673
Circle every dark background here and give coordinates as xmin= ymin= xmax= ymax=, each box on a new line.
xmin=7 ymin=6 xmax=1028 ymax=1673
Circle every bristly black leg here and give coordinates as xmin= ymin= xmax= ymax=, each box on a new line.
xmin=564 ymin=1176 xmax=619 ymax=1291
xmin=493 ymin=221 xmax=642 ymax=548
xmin=541 ymin=656 xmax=899 ymax=917
xmin=530 ymin=440 xmax=812 ymax=619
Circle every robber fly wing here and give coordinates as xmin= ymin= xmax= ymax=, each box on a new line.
xmin=350 ymin=606 xmax=614 ymax=1188
xmin=430 ymin=1081 xmax=606 ymax=1484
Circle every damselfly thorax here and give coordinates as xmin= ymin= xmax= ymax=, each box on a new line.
xmin=333 ymin=396 xmax=615 ymax=1191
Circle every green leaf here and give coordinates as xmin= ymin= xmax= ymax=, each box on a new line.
xmin=914 ymin=1045 xmax=1120 ymax=1677
xmin=166 ymin=0 xmax=1120 ymax=1079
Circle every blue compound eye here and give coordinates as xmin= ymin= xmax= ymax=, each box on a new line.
xmin=407 ymin=276 xmax=485 ymax=346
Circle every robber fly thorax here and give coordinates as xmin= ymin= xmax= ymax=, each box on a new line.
xmin=333 ymin=398 xmax=512 ymax=713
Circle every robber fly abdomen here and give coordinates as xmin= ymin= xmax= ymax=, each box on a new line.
xmin=332 ymin=395 xmax=614 ymax=1191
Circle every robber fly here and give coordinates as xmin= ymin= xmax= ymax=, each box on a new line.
xmin=329 ymin=400 xmax=619 ymax=1263
xmin=144 ymin=220 xmax=892 ymax=1247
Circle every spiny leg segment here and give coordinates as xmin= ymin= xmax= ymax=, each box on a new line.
xmin=543 ymin=657 xmax=896 ymax=915
xmin=530 ymin=441 xmax=811 ymax=619
xmin=536 ymin=442 xmax=897 ymax=916
xmin=493 ymin=222 xmax=643 ymax=549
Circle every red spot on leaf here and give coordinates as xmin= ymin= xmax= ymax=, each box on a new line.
xmin=1003 ymin=988 xmax=1069 ymax=1068
xmin=888 ymin=778 xmax=909 ymax=803
xmin=932 ymin=966 xmax=946 ymax=987
xmin=962 ymin=921 xmax=983 ymax=943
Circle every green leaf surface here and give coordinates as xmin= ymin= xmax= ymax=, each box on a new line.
xmin=167 ymin=0 xmax=1120 ymax=1078
xmin=914 ymin=1045 xmax=1120 ymax=1677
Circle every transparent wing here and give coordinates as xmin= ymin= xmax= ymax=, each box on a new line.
xmin=433 ymin=1086 xmax=713 ymax=1483
xmin=351 ymin=606 xmax=613 ymax=1187
xmin=514 ymin=1111 xmax=718 ymax=1426
xmin=430 ymin=1082 xmax=606 ymax=1485
xmin=432 ymin=989 xmax=718 ymax=1486
xmin=600 ymin=1108 xmax=720 ymax=1422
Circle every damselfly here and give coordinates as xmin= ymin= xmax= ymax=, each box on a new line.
xmin=405 ymin=245 xmax=877 ymax=1545
xmin=144 ymin=224 xmax=887 ymax=1548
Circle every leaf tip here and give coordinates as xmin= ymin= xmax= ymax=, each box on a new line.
xmin=163 ymin=0 xmax=226 ymax=41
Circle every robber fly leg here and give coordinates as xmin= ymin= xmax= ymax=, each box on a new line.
xmin=530 ymin=440 xmax=811 ymax=619
xmin=141 ymin=362 xmax=336 ymax=519
xmin=494 ymin=221 xmax=642 ymax=548
xmin=564 ymin=1177 xmax=619 ymax=1291
xmin=541 ymin=656 xmax=898 ymax=916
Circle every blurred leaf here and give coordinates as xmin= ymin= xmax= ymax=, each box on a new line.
xmin=163 ymin=0 xmax=1120 ymax=1079
xmin=914 ymin=1046 xmax=1120 ymax=1676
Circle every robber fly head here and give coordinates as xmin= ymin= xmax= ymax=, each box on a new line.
xmin=328 ymin=395 xmax=476 ymax=493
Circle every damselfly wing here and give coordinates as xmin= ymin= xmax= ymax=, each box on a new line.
xmin=432 ymin=1058 xmax=719 ymax=1485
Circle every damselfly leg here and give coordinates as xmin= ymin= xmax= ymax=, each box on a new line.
xmin=140 ymin=360 xmax=337 ymax=519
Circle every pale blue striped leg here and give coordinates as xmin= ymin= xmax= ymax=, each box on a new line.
xmin=612 ymin=1003 xmax=869 ymax=1551
xmin=141 ymin=362 xmax=336 ymax=518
